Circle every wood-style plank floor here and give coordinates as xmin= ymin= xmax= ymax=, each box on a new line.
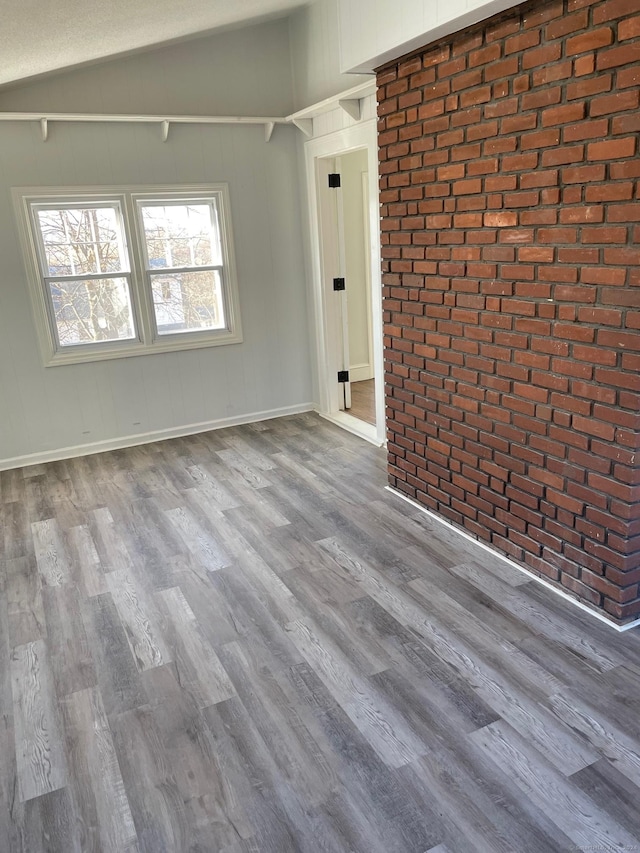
xmin=1 ymin=412 xmax=640 ymax=852
xmin=348 ymin=379 xmax=376 ymax=426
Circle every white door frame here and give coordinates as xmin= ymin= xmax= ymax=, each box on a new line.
xmin=304 ymin=118 xmax=385 ymax=446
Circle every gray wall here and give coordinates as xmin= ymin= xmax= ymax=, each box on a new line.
xmin=0 ymin=22 xmax=313 ymax=465
xmin=288 ymin=0 xmax=370 ymax=110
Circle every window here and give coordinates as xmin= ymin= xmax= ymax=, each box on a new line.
xmin=139 ymin=201 xmax=226 ymax=336
xmin=13 ymin=185 xmax=242 ymax=365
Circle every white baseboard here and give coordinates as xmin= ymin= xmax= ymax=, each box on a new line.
xmin=0 ymin=403 xmax=314 ymax=472
xmin=386 ymin=486 xmax=640 ymax=633
xmin=319 ymin=411 xmax=383 ymax=446
xmin=349 ymin=364 xmax=374 ymax=383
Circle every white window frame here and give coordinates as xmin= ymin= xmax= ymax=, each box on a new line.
xmin=12 ymin=184 xmax=243 ymax=366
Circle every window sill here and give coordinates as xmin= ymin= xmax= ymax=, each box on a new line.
xmin=44 ymin=328 xmax=244 ymax=367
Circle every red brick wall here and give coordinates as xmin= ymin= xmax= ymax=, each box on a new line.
xmin=378 ymin=0 xmax=640 ymax=624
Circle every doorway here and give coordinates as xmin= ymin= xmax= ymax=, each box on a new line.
xmin=305 ymin=120 xmax=384 ymax=446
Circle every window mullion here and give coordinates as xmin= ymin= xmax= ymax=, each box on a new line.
xmin=122 ymin=192 xmax=155 ymax=345
xmin=146 ymin=264 xmax=223 ymax=276
xmin=60 ymin=210 xmax=77 ymax=276
xmin=88 ymin=208 xmax=102 ymax=275
xmin=44 ymin=271 xmax=130 ymax=284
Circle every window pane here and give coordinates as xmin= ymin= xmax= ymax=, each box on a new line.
xmin=49 ymin=278 xmax=136 ymax=346
xmin=141 ymin=203 xmax=222 ymax=268
xmin=151 ymin=270 xmax=225 ymax=335
xmin=36 ymin=207 xmax=125 ymax=276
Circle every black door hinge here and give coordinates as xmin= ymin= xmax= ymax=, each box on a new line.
xmin=333 ymin=277 xmax=346 ymax=291
xmin=328 ymin=173 xmax=341 ymax=188
xmin=337 ymin=370 xmax=350 ymax=383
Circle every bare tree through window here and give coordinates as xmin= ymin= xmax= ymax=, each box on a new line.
xmin=36 ymin=206 xmax=135 ymax=345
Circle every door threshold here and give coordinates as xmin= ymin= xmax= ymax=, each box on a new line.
xmin=318 ymin=411 xmax=384 ymax=446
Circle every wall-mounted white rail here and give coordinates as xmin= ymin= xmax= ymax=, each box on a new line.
xmin=0 ymin=82 xmax=377 ymax=144
xmin=286 ymin=80 xmax=375 ymax=137
xmin=0 ymin=112 xmax=290 ymax=142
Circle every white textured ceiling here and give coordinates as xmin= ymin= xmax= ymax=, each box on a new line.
xmin=0 ymin=0 xmax=308 ymax=87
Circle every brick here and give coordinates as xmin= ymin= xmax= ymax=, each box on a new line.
xmin=524 ymin=0 xmax=563 ymax=27
xmin=485 ymin=97 xmax=521 ymax=119
xmin=598 ymin=329 xmax=640 ymax=351
xmin=597 ymin=42 xmax=640 ymax=70
xmin=540 ymin=145 xmax=584 ymax=166
xmin=546 ymin=9 xmax=589 ymax=38
xmin=532 ymin=61 xmax=573 ymax=86
xmin=504 ymin=191 xmax=542 ymax=208
xmin=603 ymin=246 xmax=640 ymax=264
xmin=520 ymin=169 xmax=559 ymax=189
xmin=566 ymin=27 xmax=614 ymax=55
xmin=556 ymin=295 xmax=598 ymax=316
xmin=617 ymin=64 xmax=640 ymax=88
xmin=502 ymin=152 xmax=541 ymax=172
xmin=580 ymin=267 xmax=627 ymax=285
xmin=501 ymin=114 xmax=538 ymax=134
xmin=505 ymin=29 xmax=541 ymax=57
xmin=572 ymin=415 xmax=617 ymax=441
xmin=588 ymin=136 xmax=637 ymax=161
xmin=582 ymin=225 xmax=628 ymax=243
xmin=511 ymin=75 xmax=529 ymax=95
xmin=566 ymin=74 xmax=613 ymax=100
xmin=485 ymin=145 xmax=521 ymax=166
xmin=573 ymin=54 xmax=595 ymax=77
xmin=590 ymin=90 xmax=640 ymax=116
xmin=542 ymin=103 xmax=586 ymax=127
xmin=608 ymin=203 xmax=640 ymax=223
xmin=467 ymin=160 xmax=499 ymax=178
xmin=559 ymin=206 xmax=604 ymax=224
xmin=469 ymin=43 xmax=502 ymax=67
xmin=563 ymin=118 xmax=611 ymax=142
xmin=521 ymin=87 xmax=562 ymax=111
xmin=619 ymin=15 xmax=640 ymax=39
xmin=399 ymin=90 xmax=423 ymax=109
xmin=557 ymin=248 xmax=598 ymax=264
xmin=438 ymin=56 xmax=467 ymax=78
xmin=522 ymin=43 xmax=562 ymax=69
xmin=610 ymin=160 xmax=640 ymax=179
xmin=484 ymin=56 xmax=520 ymax=82
xmin=593 ymin=0 xmax=640 ymax=24
xmin=398 ymin=56 xmax=423 ymax=78
xmin=467 ymin=120 xmax=499 ymax=141
xmin=453 ymin=179 xmax=482 ymax=195
xmin=538 ymin=265 xmax=580 ymax=282
xmin=537 ymin=227 xmax=578 ymax=244
xmin=378 ymin=67 xmax=398 ymax=86
xmin=562 ymin=164 xmax=606 ymax=184
xmin=612 ymin=113 xmax=640 ymax=134
xmin=451 ymin=143 xmax=483 ymax=161
xmin=553 ymin=322 xmax=594 ymax=341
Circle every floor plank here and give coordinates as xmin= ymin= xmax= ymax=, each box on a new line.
xmin=1 ymin=412 xmax=640 ymax=851
xmin=10 ymin=640 xmax=67 ymax=803
xmin=61 ymin=686 xmax=138 ymax=852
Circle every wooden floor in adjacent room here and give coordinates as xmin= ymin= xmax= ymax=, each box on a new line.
xmin=348 ymin=378 xmax=376 ymax=426
xmin=2 ymin=412 xmax=640 ymax=852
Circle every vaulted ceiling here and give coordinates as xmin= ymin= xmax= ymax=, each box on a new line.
xmin=0 ymin=0 xmax=309 ymax=87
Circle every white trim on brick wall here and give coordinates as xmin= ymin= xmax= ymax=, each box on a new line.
xmin=387 ymin=487 xmax=640 ymax=633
